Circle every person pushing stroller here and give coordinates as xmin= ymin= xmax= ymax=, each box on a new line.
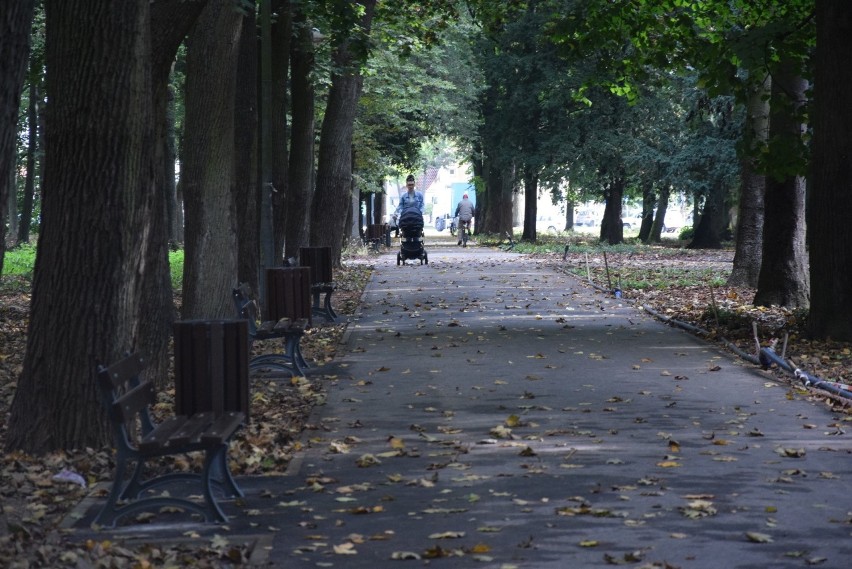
xmin=394 ymin=174 xmax=428 ymax=265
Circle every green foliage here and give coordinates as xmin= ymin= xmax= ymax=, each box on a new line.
xmin=1 ymin=245 xmax=36 ymax=280
xmin=678 ymin=226 xmax=695 ymax=240
xmin=1 ymin=246 xmax=185 ymax=292
xmin=168 ymin=249 xmax=184 ymax=290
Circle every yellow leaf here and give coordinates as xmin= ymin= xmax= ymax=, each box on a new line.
xmin=470 ymin=543 xmax=491 ymax=553
xmin=388 ymin=437 xmax=405 ymax=449
xmin=656 ymin=460 xmax=681 ymax=468
xmin=579 ymin=540 xmax=599 ymax=547
xmin=745 ymin=531 xmax=774 ymax=543
xmin=333 ymin=542 xmax=358 ymax=554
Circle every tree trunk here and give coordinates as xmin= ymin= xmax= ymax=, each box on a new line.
xmin=18 ymin=73 xmax=39 ymax=245
xmin=165 ymin=85 xmax=179 ymax=246
xmin=728 ymin=74 xmax=769 ymax=288
xmin=808 ymin=0 xmax=852 ymax=340
xmin=638 ymin=181 xmax=655 ymax=243
xmin=6 ymin=0 xmax=152 ymax=453
xmin=143 ymin=0 xmax=209 ymax=387
xmin=271 ymin=0 xmax=291 ymax=262
xmin=753 ymin=59 xmax=809 ymax=309
xmin=233 ymin=6 xmax=260 ymax=293
xmin=687 ymin=186 xmax=725 ymax=249
xmin=182 ymin=0 xmax=242 ymax=319
xmin=521 ymin=169 xmax=537 ymax=242
xmin=285 ymin=4 xmax=315 ymax=260
xmin=309 ymin=0 xmax=377 ymax=262
xmin=0 ymin=0 xmax=35 ymax=269
xmin=564 ymin=200 xmax=574 ymax=232
xmin=649 ymin=185 xmax=669 ymax=242
xmin=600 ymin=175 xmax=624 ymax=245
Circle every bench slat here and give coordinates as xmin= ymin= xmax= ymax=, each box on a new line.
xmin=138 ymin=414 xmax=189 ymax=452
xmin=201 ymin=411 xmax=245 ymax=445
xmin=111 ymin=381 xmax=156 ymax=423
xmin=168 ymin=411 xmax=215 ymax=447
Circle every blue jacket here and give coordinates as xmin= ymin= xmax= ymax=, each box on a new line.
xmin=395 ymin=191 xmax=425 ymax=216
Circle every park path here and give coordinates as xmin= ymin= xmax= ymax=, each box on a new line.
xmin=267 ymin=245 xmax=851 ymax=568
xmin=67 ymin=244 xmax=851 ymax=568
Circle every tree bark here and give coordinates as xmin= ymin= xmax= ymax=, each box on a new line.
xmin=285 ymin=4 xmax=315 ymax=260
xmin=638 ymin=181 xmax=655 ymax=243
xmin=600 ymin=174 xmax=624 ymax=245
xmin=521 ymin=169 xmax=537 ymax=242
xmin=687 ymin=187 xmax=724 ymax=249
xmin=6 ymin=0 xmax=152 ymax=453
xmin=807 ymin=1 xmax=852 ymax=339
xmin=143 ymin=0 xmax=209 ymax=387
xmin=753 ymin=59 xmax=809 ymax=309
xmin=0 ymin=0 xmax=35 ymax=270
xmin=18 ymin=72 xmax=39 ymax=246
xmin=649 ymin=185 xmax=669 ymax=242
xmin=310 ymin=0 xmax=377 ymax=262
xmin=182 ymin=0 xmax=242 ymax=319
xmin=271 ymin=0 xmax=291 ymax=263
xmin=233 ymin=5 xmax=260 ymax=293
xmin=728 ymin=74 xmax=769 ymax=288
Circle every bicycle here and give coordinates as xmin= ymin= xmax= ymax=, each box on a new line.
xmin=458 ymin=219 xmax=471 ymax=247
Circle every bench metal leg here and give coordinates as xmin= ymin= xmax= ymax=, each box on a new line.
xmin=311 ymin=288 xmax=338 ymax=323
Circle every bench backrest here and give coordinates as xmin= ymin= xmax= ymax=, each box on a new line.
xmin=265 ymin=267 xmax=312 ymax=326
xmin=299 ymin=246 xmax=333 ymax=284
xmin=97 ymin=353 xmax=157 ymax=441
xmin=173 ymin=319 xmax=250 ymax=421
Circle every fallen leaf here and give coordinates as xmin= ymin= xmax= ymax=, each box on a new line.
xmin=745 ymin=531 xmax=774 ymax=543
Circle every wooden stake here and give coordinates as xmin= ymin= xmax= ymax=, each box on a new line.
xmin=603 ymin=251 xmax=612 ymax=291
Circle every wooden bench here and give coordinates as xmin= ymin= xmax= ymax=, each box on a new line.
xmin=173 ymin=319 xmax=251 ymax=421
xmin=299 ymin=246 xmax=338 ymax=323
xmin=365 ymin=223 xmax=389 ymax=250
xmin=94 ymin=349 xmax=245 ymax=527
xmin=265 ymin=266 xmax=312 ymax=375
xmin=232 ymin=283 xmax=307 ymax=376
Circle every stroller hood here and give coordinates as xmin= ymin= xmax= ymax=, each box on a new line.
xmin=398 ymin=206 xmax=423 ymax=234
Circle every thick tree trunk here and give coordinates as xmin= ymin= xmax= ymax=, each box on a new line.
xmin=600 ymin=175 xmax=624 ymax=245
xmin=143 ymin=0 xmax=209 ymax=387
xmin=753 ymin=60 xmax=809 ymax=309
xmin=564 ymin=200 xmax=574 ymax=232
xmin=521 ymin=169 xmax=537 ymax=242
xmin=687 ymin=187 xmax=725 ymax=249
xmin=182 ymin=0 xmax=242 ymax=319
xmin=233 ymin=6 xmax=260 ymax=293
xmin=271 ymin=0 xmax=291 ymax=262
xmin=6 ymin=0 xmax=152 ymax=453
xmin=285 ymin=4 xmax=315 ymax=260
xmin=310 ymin=0 xmax=377 ymax=262
xmin=0 ymin=0 xmax=35 ymax=269
xmin=728 ymin=75 xmax=769 ymax=288
xmin=807 ymin=1 xmax=852 ymax=339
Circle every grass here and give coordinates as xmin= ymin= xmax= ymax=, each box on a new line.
xmin=475 ymin=231 xmax=731 ymax=291
xmin=1 ymin=245 xmax=186 ymax=291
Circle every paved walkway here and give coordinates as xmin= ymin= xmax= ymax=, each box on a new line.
xmin=74 ymin=245 xmax=852 ymax=568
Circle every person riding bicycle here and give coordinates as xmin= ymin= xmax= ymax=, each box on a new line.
xmin=454 ymin=193 xmax=475 ymax=246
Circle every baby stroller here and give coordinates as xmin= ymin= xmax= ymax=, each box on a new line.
xmin=396 ymin=205 xmax=428 ymax=265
